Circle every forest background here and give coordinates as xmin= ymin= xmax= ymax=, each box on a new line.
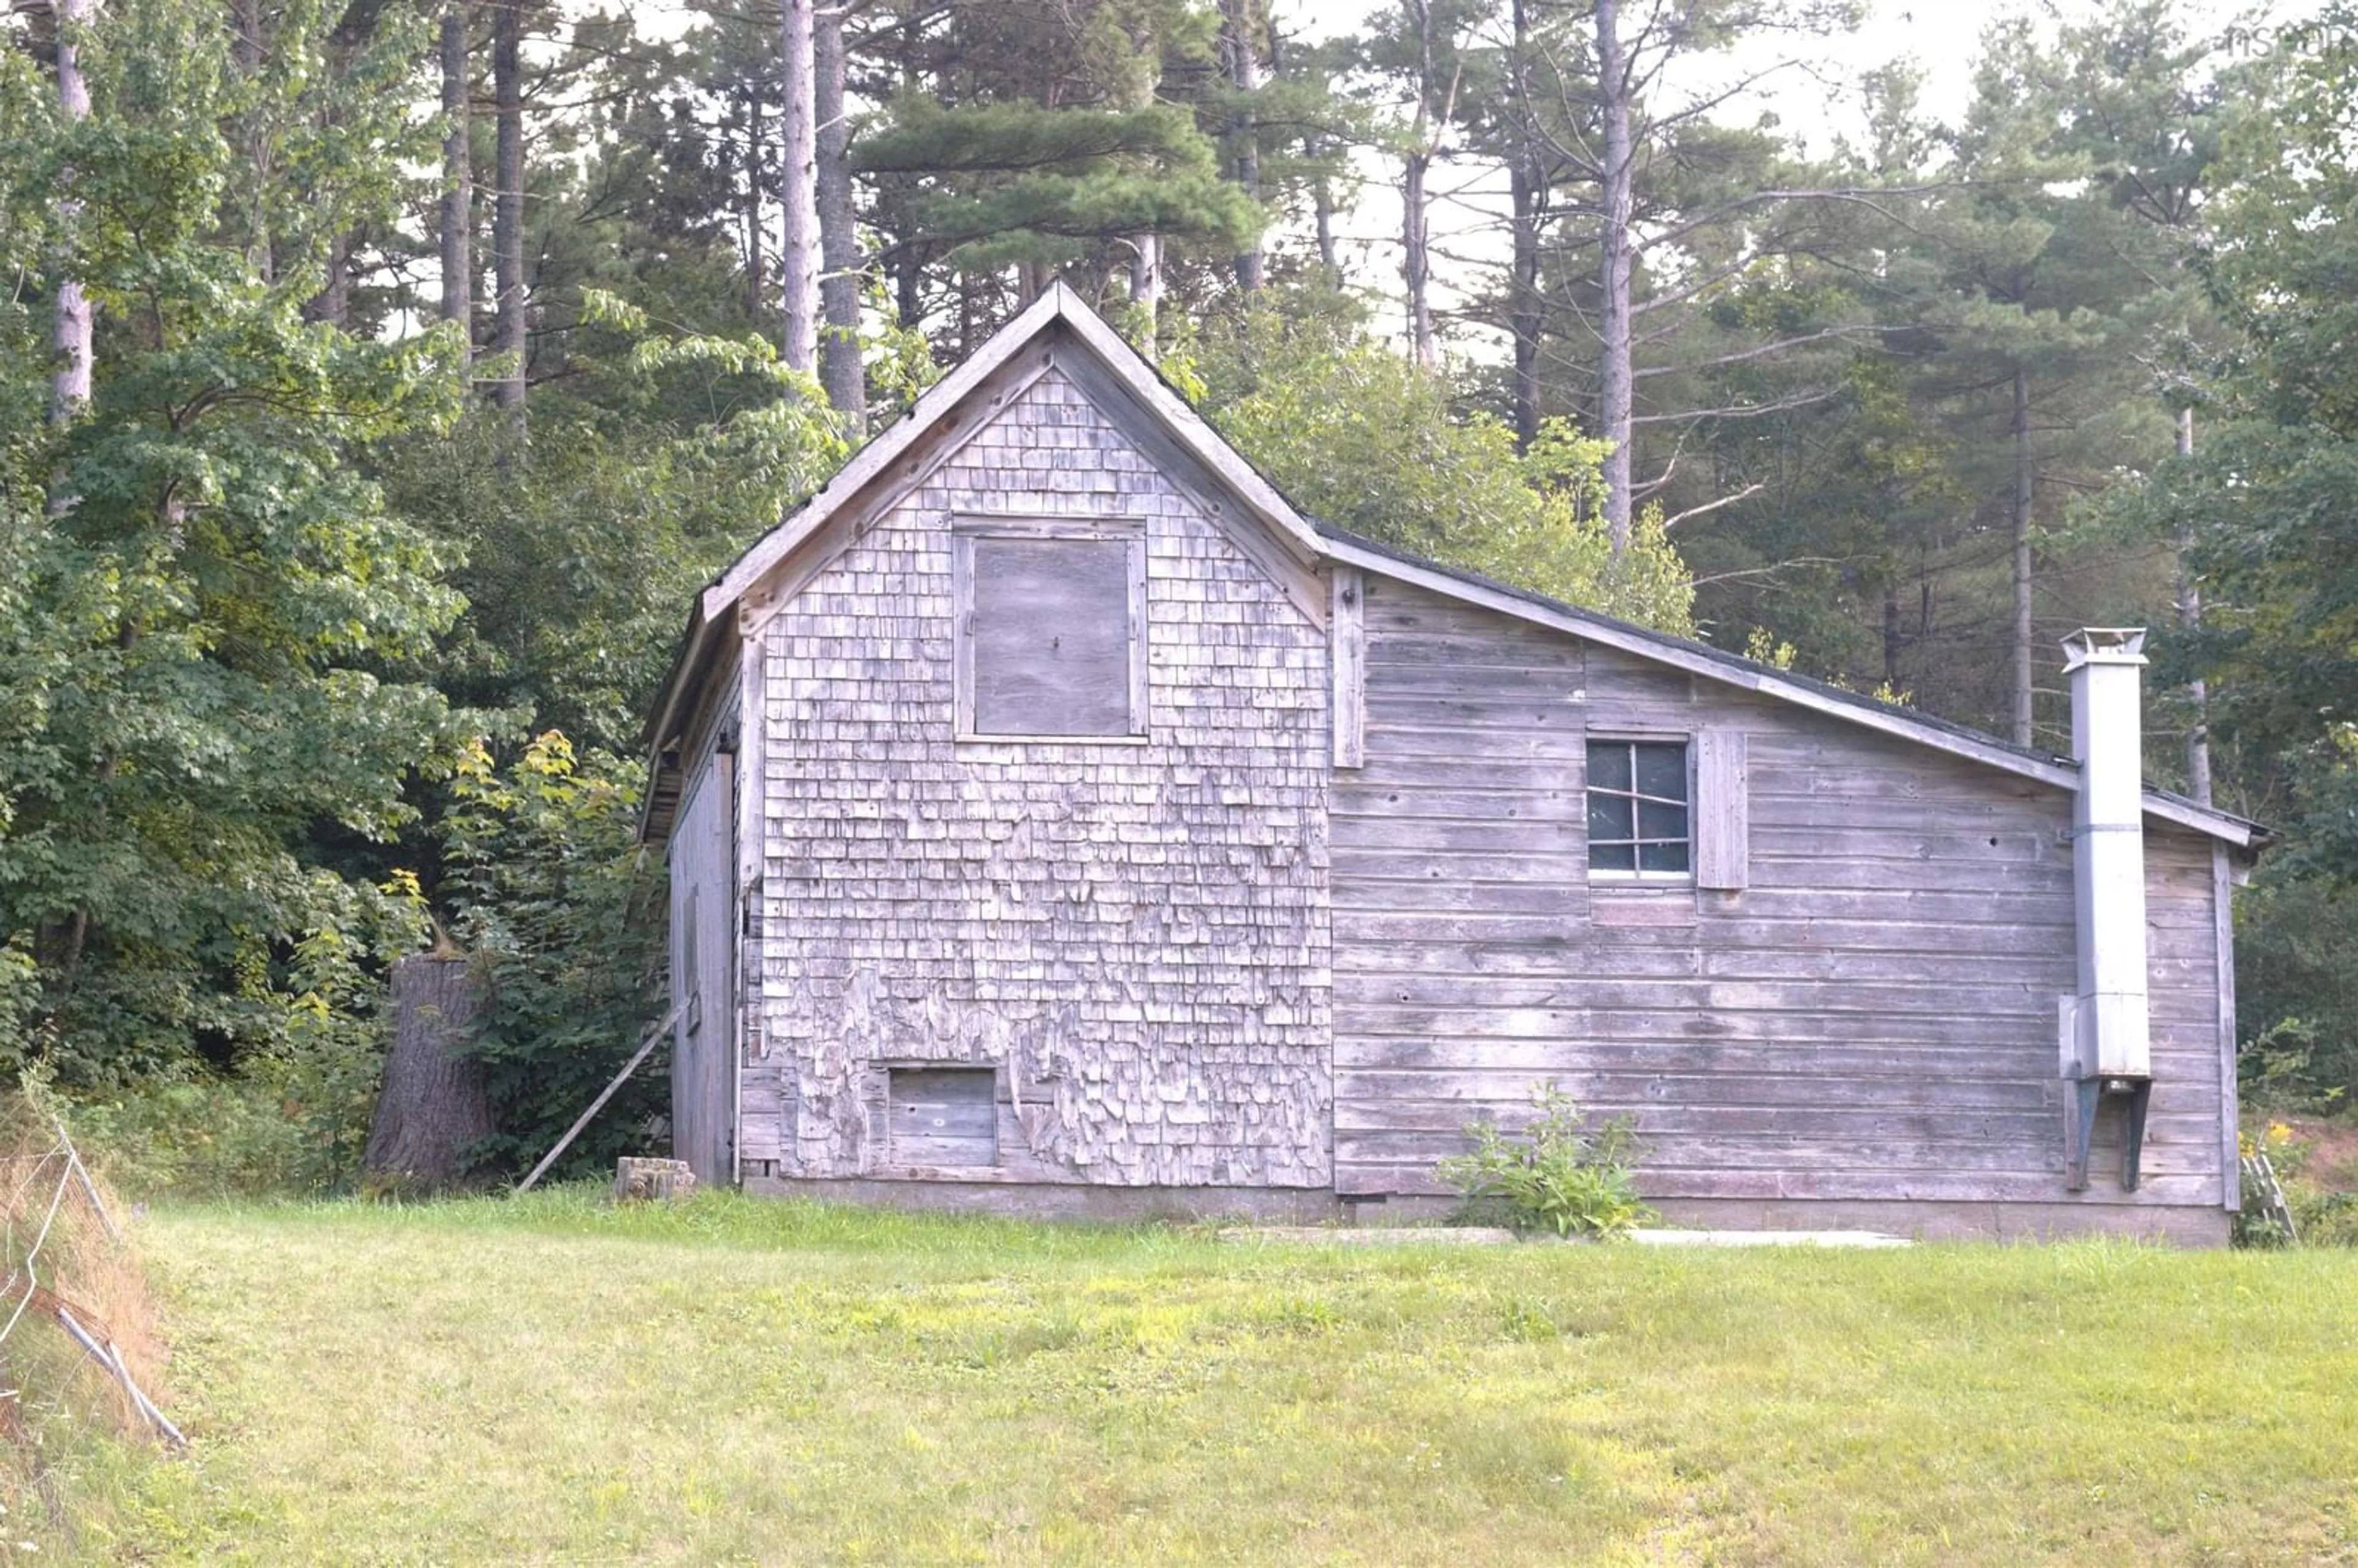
xmin=1 ymin=0 xmax=2354 ymax=1191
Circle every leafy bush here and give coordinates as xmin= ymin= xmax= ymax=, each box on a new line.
xmin=2236 ymin=872 xmax=2358 ymax=1112
xmin=56 ymin=867 xmax=429 ymax=1198
xmin=1437 ymin=1083 xmax=1654 ymax=1239
xmin=2233 ymin=1117 xmax=2358 ymax=1248
xmin=442 ymin=732 xmax=666 ymax=1179
xmin=2289 ymin=1186 xmax=2358 ymax=1247
xmin=63 ymin=880 xmax=422 ymax=1198
xmin=1188 ymin=311 xmax=1695 ymax=635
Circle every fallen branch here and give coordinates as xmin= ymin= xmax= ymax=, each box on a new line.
xmin=1662 ymin=483 xmax=1767 ymax=529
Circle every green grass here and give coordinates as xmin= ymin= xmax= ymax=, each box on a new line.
xmin=52 ymin=1190 xmax=2358 ymax=1564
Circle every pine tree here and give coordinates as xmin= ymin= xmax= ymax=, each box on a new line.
xmin=50 ymin=0 xmax=93 ymax=424
xmin=852 ymin=1 xmax=1261 ymax=344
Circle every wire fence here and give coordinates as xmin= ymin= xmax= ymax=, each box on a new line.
xmin=0 ymin=1124 xmax=182 ymax=1450
xmin=2242 ymin=1151 xmax=2297 ymax=1245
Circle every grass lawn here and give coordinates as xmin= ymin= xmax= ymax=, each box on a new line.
xmin=52 ymin=1192 xmax=2358 ymax=1564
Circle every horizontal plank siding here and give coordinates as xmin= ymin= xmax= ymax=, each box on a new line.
xmin=1333 ymin=575 xmax=2230 ymax=1211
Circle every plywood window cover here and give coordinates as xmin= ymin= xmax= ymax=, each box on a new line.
xmin=953 ymin=514 xmax=1150 ymax=743
xmin=885 ymin=1065 xmax=1000 ymax=1169
xmin=1588 ymin=735 xmax=1694 ymax=883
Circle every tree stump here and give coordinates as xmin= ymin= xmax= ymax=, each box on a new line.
xmin=362 ymin=954 xmax=494 ymax=1189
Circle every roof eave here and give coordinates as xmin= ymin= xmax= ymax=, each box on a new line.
xmin=1316 ymin=529 xmax=2265 ymax=851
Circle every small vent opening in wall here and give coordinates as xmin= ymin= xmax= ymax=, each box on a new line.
xmin=887 ymin=1068 xmax=999 ymax=1167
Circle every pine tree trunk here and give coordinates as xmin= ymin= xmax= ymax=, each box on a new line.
xmin=307 ymin=228 xmax=350 ymax=328
xmin=440 ymin=0 xmax=471 ymax=357
xmin=50 ymin=0 xmax=93 ymax=423
xmin=1509 ymin=159 xmax=1543 ymax=448
xmin=1123 ymin=18 xmax=1164 ymax=359
xmin=745 ymin=91 xmax=766 ymax=327
xmin=1404 ymin=1 xmax=1438 ymax=369
xmin=2176 ymin=405 xmax=2212 ymax=804
xmin=1597 ymin=0 xmax=1636 ymax=553
xmin=1508 ymin=0 xmax=1543 ymax=449
xmin=2010 ymin=365 xmax=2035 ymax=747
xmin=815 ymin=3 xmax=865 ymax=432
xmin=1312 ymin=158 xmax=1339 ymax=285
xmin=232 ymin=0 xmax=261 ymax=71
xmin=1883 ymin=583 xmax=1903 ymax=689
xmin=363 ymin=956 xmax=495 ymax=1189
xmin=1221 ymin=0 xmax=1264 ymax=294
xmin=894 ymin=244 xmax=921 ymax=331
xmin=886 ymin=9 xmax=924 ymax=330
xmin=232 ymin=0 xmax=276 ymax=282
xmin=492 ymin=0 xmax=526 ymax=422
xmin=779 ymin=0 xmax=820 ymax=375
xmin=1130 ymin=233 xmax=1161 ymax=360
xmin=1404 ymin=150 xmax=1434 ymax=368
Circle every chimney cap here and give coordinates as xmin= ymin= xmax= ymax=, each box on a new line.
xmin=2061 ymin=627 xmax=2147 ymax=669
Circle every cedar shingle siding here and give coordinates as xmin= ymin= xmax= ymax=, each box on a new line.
xmin=742 ymin=368 xmax=1336 ymax=1187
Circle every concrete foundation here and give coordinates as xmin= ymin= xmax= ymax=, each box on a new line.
xmin=742 ymin=1178 xmax=2231 ymax=1245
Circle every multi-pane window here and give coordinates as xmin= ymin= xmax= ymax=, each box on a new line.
xmin=1587 ymin=739 xmax=1691 ymax=877
xmin=954 ymin=520 xmax=1148 ymax=740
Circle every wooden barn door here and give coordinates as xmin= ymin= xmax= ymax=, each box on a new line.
xmin=669 ymin=751 xmax=736 ymax=1184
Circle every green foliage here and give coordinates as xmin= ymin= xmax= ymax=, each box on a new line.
xmin=0 ymin=0 xmax=467 ymax=1082
xmin=2091 ymin=8 xmax=2358 ymax=1109
xmin=2235 ymin=1117 xmax=2358 ymax=1248
xmin=2289 ymin=1186 xmax=2358 ymax=1248
xmin=383 ymin=293 xmax=852 ymax=755
xmin=1193 ymin=313 xmax=1695 ymax=634
xmin=1436 ymin=1082 xmax=1654 ymax=1239
xmin=2237 ymin=1015 xmax=2346 ymax=1117
xmin=853 ymin=5 xmax=1265 ymax=287
xmin=61 ymin=870 xmax=428 ymax=1197
xmin=441 ymin=733 xmax=664 ymax=1178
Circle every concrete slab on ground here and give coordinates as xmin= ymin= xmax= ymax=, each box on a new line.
xmin=1218 ymin=1225 xmax=1913 ymax=1248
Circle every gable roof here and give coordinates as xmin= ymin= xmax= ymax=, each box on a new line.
xmin=641 ymin=289 xmax=2263 ymax=854
xmin=704 ymin=281 xmax=1321 ymax=624
xmin=638 ymin=282 xmax=1323 ymax=788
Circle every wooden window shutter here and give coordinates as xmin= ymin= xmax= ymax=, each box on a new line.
xmin=1695 ymin=729 xmax=1749 ymax=890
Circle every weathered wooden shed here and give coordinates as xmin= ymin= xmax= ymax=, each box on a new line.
xmin=642 ymin=286 xmax=2263 ymax=1243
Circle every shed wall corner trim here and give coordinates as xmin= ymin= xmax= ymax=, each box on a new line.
xmin=1330 ymin=566 xmax=1366 ymax=770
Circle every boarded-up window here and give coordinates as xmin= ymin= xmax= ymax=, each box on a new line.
xmin=954 ymin=521 xmax=1146 ymax=739
xmin=887 ymin=1068 xmax=998 ymax=1166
